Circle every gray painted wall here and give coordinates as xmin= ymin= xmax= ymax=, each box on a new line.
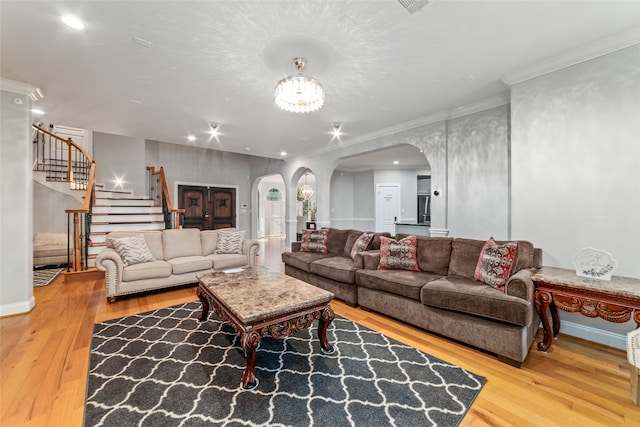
xmin=510 ymin=45 xmax=640 ymax=347
xmin=152 ymin=140 xmax=254 ymax=234
xmin=94 ymin=132 xmax=147 ymax=195
xmin=0 ymin=89 xmax=34 ymax=315
xmin=330 ymin=170 xmax=355 ymax=229
xmin=33 ymin=181 xmax=82 ymax=234
xmin=353 ymin=170 xmax=375 ymax=231
xmin=448 ymin=105 xmax=510 ymax=240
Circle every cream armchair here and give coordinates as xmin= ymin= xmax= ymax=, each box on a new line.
xmin=627 ymin=328 xmax=640 ymax=405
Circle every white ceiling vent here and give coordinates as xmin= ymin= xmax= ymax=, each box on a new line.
xmin=397 ymin=0 xmax=430 ymax=15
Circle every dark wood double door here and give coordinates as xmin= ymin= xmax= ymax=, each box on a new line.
xmin=178 ymin=185 xmax=236 ymax=230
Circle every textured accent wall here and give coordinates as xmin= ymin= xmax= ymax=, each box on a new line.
xmin=447 ymin=105 xmax=510 ymax=239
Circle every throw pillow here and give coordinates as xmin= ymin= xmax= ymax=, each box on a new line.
xmin=350 ymin=232 xmax=374 ymax=259
xmin=214 ymin=230 xmax=245 ymax=254
xmin=300 ymin=229 xmax=328 ymax=253
xmin=109 ymin=234 xmax=156 ymax=267
xmin=474 ymin=237 xmax=519 ymax=291
xmin=377 ymin=235 xmax=420 ymax=272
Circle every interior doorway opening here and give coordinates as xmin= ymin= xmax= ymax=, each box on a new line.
xmin=257 ymin=174 xmax=286 ymax=239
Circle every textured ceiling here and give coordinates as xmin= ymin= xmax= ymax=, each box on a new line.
xmin=1 ymin=1 xmax=639 ymax=170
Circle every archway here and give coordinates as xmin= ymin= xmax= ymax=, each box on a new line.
xmin=256 ymin=174 xmax=286 ymax=238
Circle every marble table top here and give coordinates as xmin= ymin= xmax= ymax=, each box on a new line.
xmin=197 ymin=267 xmax=334 ymax=324
xmin=533 ymin=266 xmax=640 ymax=299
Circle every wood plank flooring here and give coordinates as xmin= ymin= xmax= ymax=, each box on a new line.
xmin=1 ymin=236 xmax=637 ymax=426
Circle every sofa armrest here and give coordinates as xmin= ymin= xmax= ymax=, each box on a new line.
xmin=504 ymin=268 xmax=536 ymax=301
xmin=360 ymin=250 xmax=381 ymax=270
xmin=242 ymin=239 xmax=260 ymax=267
xmin=95 ymin=247 xmax=124 ymax=298
xmin=291 ymin=241 xmax=302 ymax=252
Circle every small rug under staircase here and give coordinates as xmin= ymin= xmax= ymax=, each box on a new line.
xmin=33 ymin=268 xmax=63 ymax=287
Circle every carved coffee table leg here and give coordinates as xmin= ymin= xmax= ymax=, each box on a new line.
xmin=196 ymin=287 xmax=209 ymax=322
xmin=241 ymin=331 xmax=261 ymax=389
xmin=318 ymin=306 xmax=336 ymax=354
xmin=535 ymin=290 xmax=554 ymax=352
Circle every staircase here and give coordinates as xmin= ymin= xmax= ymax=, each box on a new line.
xmin=87 ymin=189 xmax=166 ymax=267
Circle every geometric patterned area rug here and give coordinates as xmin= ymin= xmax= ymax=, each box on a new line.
xmin=85 ymin=301 xmax=486 ymax=427
xmin=33 ymin=267 xmax=63 ymax=287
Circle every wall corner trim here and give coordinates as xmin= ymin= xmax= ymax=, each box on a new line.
xmin=0 ymin=296 xmax=36 ymax=317
xmin=502 ymin=26 xmax=640 ymax=86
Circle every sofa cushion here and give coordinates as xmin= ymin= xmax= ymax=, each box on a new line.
xmin=162 ymin=229 xmax=203 ymax=259
xmin=397 ymin=234 xmax=452 ymax=275
xmin=109 ymin=234 xmax=156 ymax=267
xmin=474 ymin=238 xmax=518 ymax=291
xmin=356 ymin=269 xmax=442 ymax=301
xmin=343 ymin=230 xmax=364 ymax=257
xmin=421 ymin=275 xmax=531 ymax=326
xmin=301 ymin=229 xmax=328 ymax=253
xmin=168 ymin=256 xmax=212 ymax=275
xmin=106 ymin=231 xmax=164 ymax=260
xmin=208 ymin=253 xmax=249 ymax=270
xmin=215 ymin=230 xmax=245 ymax=254
xmin=450 ymin=238 xmax=534 ymax=280
xmin=122 ymin=260 xmax=172 ymax=281
xmin=281 ymin=251 xmax=334 ymax=273
xmin=326 ymin=228 xmax=351 ymax=255
xmin=310 ymin=256 xmax=359 ymax=284
xmin=201 ymin=230 xmax=221 ymax=255
xmin=378 ymin=235 xmax=420 ymax=272
xmin=350 ymin=233 xmax=374 ymax=259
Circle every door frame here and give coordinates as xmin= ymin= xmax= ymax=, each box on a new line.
xmin=174 ymin=181 xmax=239 ymax=229
xmin=375 ymin=183 xmax=401 ymax=233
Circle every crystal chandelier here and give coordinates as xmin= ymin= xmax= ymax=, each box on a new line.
xmin=299 ymin=174 xmax=314 ymax=200
xmin=275 ymin=57 xmax=324 ymax=113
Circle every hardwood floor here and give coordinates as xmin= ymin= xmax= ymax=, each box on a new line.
xmin=1 ymin=236 xmax=637 ymax=426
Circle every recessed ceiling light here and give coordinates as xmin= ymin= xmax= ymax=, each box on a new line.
xmin=393 ymin=160 xmax=399 ymax=165
xmin=187 ymin=135 xmax=196 ymax=142
xmin=244 ymin=147 xmax=251 ymax=152
xmin=210 ymin=123 xmax=220 ymax=137
xmin=31 ymin=109 xmax=44 ymax=115
xmin=61 ymin=15 xmax=85 ymax=30
xmin=280 ymin=151 xmax=287 ymax=156
xmin=332 ymin=124 xmax=342 ymax=138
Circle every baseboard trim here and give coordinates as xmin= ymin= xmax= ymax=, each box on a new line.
xmin=0 ymin=296 xmax=36 ymax=318
xmin=560 ymin=320 xmax=626 ymax=350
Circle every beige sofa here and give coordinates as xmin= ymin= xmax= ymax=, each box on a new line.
xmin=95 ymin=228 xmax=258 ymax=303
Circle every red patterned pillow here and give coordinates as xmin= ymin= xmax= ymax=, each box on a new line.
xmin=377 ymin=235 xmax=420 ymax=272
xmin=300 ymin=229 xmax=328 ymax=253
xmin=350 ymin=233 xmax=374 ymax=259
xmin=474 ymin=237 xmax=518 ymax=291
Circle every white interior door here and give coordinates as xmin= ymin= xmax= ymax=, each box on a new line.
xmin=376 ymin=184 xmax=401 ymax=234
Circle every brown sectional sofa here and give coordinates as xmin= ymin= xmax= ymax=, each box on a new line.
xmin=282 ymin=229 xmax=542 ymax=367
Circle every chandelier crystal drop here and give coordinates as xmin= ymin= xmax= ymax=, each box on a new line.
xmin=275 ymin=57 xmax=324 ymax=113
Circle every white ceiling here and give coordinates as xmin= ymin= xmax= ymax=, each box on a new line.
xmin=2 ymin=1 xmax=639 ymax=170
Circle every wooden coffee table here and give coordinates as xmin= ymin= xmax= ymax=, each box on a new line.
xmin=196 ymin=267 xmax=335 ymax=389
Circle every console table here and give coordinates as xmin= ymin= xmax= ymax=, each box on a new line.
xmin=532 ymin=266 xmax=640 ymax=352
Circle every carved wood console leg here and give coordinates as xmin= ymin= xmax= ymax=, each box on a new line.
xmin=241 ymin=331 xmax=261 ymax=389
xmin=196 ymin=287 xmax=209 ymax=322
xmin=318 ymin=306 xmax=336 ymax=354
xmin=535 ymin=290 xmax=554 ymax=352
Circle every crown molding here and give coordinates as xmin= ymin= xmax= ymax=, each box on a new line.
xmin=447 ymin=93 xmax=510 ymax=119
xmin=0 ymin=77 xmax=38 ymax=95
xmin=502 ymin=26 xmax=640 ymax=86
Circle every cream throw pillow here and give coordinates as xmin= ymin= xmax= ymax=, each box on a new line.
xmin=214 ymin=230 xmax=245 ymax=254
xmin=109 ymin=234 xmax=156 ymax=267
